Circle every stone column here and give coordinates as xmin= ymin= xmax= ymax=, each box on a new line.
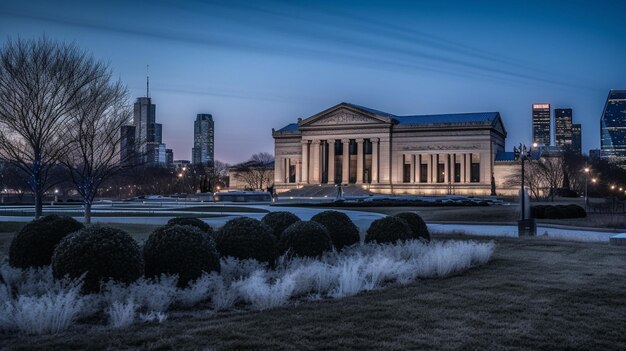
xmin=342 ymin=139 xmax=350 ymax=184
xmin=416 ymin=154 xmax=422 ymax=183
xmin=428 ymin=154 xmax=433 ymax=183
xmin=371 ymin=138 xmax=379 ymax=183
xmin=285 ymin=158 xmax=290 ymax=183
xmin=311 ymin=140 xmax=321 ymax=183
xmin=466 ymin=153 xmax=471 ymax=182
xmin=275 ymin=157 xmax=283 ymax=184
xmin=295 ymin=158 xmax=301 ymax=183
xmin=327 ymin=140 xmax=335 ymax=184
xmin=356 ymin=138 xmax=364 ymax=183
xmin=379 ymin=137 xmax=391 ymax=183
xmin=410 ymin=154 xmax=416 ymax=183
xmin=450 ymin=154 xmax=456 ymax=184
xmin=443 ymin=154 xmax=450 ymax=184
xmin=459 ymin=153 xmax=465 ymax=183
xmin=301 ymin=141 xmax=309 ymax=184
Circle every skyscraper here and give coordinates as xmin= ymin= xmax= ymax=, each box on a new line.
xmin=555 ymin=108 xmax=573 ymax=148
xmin=571 ymin=123 xmax=582 ymax=154
xmin=133 ymin=97 xmax=156 ymax=158
xmin=532 ymin=103 xmax=551 ymax=146
xmin=600 ymin=89 xmax=626 ymax=168
xmin=120 ymin=125 xmax=136 ymax=166
xmin=192 ymin=114 xmax=215 ymax=165
xmin=123 ymin=73 xmax=170 ymax=167
xmin=165 ymin=149 xmax=174 ymax=167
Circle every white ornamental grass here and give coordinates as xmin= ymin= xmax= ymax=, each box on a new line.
xmin=107 ymin=299 xmax=136 ymax=328
xmin=176 ymin=273 xmax=214 ymax=308
xmin=9 ymin=284 xmax=85 ymax=334
xmin=139 ymin=311 xmax=168 ymax=323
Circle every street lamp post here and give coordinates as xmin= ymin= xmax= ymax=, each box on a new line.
xmin=518 ymin=143 xmax=536 ymax=236
xmin=584 ymin=167 xmax=590 ymax=209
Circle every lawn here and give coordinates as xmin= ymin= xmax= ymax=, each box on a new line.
xmin=343 ymin=205 xmax=626 ymax=230
xmin=1 ymin=236 xmax=625 ymax=350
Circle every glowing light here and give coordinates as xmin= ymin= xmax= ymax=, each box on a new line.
xmin=584 ymin=167 xmax=590 ymax=173
xmin=178 ymin=173 xmax=183 ymax=178
xmin=532 ymin=142 xmax=538 ymax=148
xmin=592 ymin=178 xmax=597 ymax=183
xmin=611 ymin=185 xmax=615 ymax=190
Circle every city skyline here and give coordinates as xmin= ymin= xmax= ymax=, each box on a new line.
xmin=1 ymin=0 xmax=625 ymax=163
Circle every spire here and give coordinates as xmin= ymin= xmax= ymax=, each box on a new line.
xmin=146 ymin=64 xmax=150 ymax=98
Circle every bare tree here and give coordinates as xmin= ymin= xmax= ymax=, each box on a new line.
xmin=188 ymin=161 xmax=229 ymax=193
xmin=61 ymin=77 xmax=132 ymax=223
xmin=233 ymin=153 xmax=274 ymax=191
xmin=0 ymin=37 xmax=106 ymax=218
xmin=536 ymin=156 xmax=564 ymax=201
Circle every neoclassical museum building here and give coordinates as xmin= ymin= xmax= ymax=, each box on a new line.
xmin=272 ymin=102 xmax=518 ymax=196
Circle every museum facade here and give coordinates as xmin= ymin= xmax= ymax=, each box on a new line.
xmin=272 ymin=102 xmax=515 ymax=196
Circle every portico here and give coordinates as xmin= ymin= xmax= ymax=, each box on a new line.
xmin=272 ymin=102 xmax=507 ymax=196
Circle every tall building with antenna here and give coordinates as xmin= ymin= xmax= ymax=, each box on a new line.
xmin=121 ymin=66 xmax=169 ymax=166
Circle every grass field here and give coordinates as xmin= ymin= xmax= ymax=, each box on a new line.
xmin=1 ymin=236 xmax=625 ymax=350
xmin=342 ymin=205 xmax=626 ymax=230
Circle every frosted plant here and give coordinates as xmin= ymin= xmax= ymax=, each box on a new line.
xmin=176 ymin=273 xmax=213 ymax=308
xmin=209 ymin=275 xmax=238 ymax=311
xmin=220 ymin=257 xmax=267 ymax=284
xmin=107 ymin=299 xmax=136 ymax=328
xmin=103 ymin=275 xmax=178 ymax=312
xmin=329 ymin=256 xmax=366 ymax=298
xmin=0 ymin=263 xmax=22 ymax=289
xmin=11 ymin=284 xmax=85 ymax=334
xmin=233 ymin=270 xmax=296 ymax=310
xmin=139 ymin=311 xmax=168 ymax=323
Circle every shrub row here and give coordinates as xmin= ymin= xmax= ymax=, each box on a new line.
xmin=365 ymin=212 xmax=430 ymax=244
xmin=531 ymin=204 xmax=587 ymax=219
xmin=11 ymin=211 xmax=430 ymax=293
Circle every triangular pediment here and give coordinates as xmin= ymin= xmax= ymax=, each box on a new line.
xmin=299 ymin=103 xmax=394 ymax=128
xmin=492 ymin=113 xmax=507 ymax=137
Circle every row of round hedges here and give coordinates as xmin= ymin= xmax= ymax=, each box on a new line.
xmin=365 ymin=212 xmax=430 ymax=244
xmin=531 ymin=204 xmax=587 ymax=219
xmin=261 ymin=210 xmax=360 ymax=251
xmin=12 ymin=211 xmax=430 ymax=292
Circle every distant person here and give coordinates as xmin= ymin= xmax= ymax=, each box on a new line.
xmin=335 ymin=183 xmax=344 ymax=201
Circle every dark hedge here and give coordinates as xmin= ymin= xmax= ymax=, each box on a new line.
xmin=144 ymin=225 xmax=220 ymax=287
xmin=51 ymin=226 xmax=143 ymax=293
xmin=9 ymin=215 xmax=84 ymax=268
xmin=216 ymin=217 xmax=277 ymax=264
xmin=365 ymin=216 xmax=412 ymax=244
xmin=310 ymin=210 xmax=360 ymax=250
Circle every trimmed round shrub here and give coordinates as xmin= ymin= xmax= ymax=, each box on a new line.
xmin=394 ymin=212 xmax=430 ymax=242
xmin=166 ymin=217 xmax=215 ymax=239
xmin=261 ymin=211 xmax=300 ymax=240
xmin=51 ymin=226 xmax=143 ymax=293
xmin=310 ymin=210 xmax=359 ymax=250
xmin=365 ymin=216 xmax=412 ymax=244
xmin=144 ymin=225 xmax=220 ymax=287
xmin=278 ymin=221 xmax=333 ymax=258
xmin=216 ymin=217 xmax=277 ymax=264
xmin=9 ymin=215 xmax=84 ymax=268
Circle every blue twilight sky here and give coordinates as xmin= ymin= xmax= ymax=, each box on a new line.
xmin=1 ymin=0 xmax=625 ymax=163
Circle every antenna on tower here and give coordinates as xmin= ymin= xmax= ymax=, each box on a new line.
xmin=146 ymin=64 xmax=150 ymax=98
